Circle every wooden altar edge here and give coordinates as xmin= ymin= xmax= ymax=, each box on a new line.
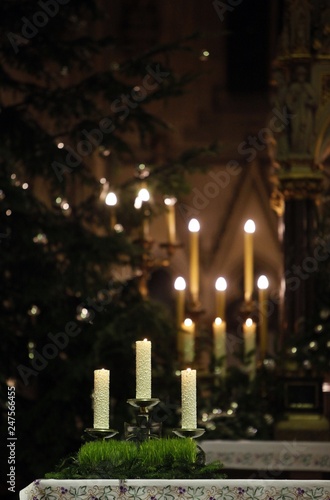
xmin=20 ymin=479 xmax=330 ymax=500
xmin=200 ymin=440 xmax=330 ymax=471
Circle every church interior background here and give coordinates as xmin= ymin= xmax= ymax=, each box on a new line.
xmin=2 ymin=0 xmax=330 ymax=496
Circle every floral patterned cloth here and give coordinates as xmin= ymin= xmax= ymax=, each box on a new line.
xmin=200 ymin=441 xmax=330 ymax=471
xmin=20 ymin=479 xmax=330 ymax=500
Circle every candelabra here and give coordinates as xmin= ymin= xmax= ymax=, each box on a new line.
xmin=125 ymin=398 xmax=161 ymax=441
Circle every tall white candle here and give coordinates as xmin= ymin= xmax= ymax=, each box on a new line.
xmin=181 ymin=368 xmax=197 ymax=429
xmin=188 ymin=218 xmax=200 ymax=306
xmin=215 ymin=277 xmax=227 ymax=320
xmin=93 ymin=369 xmax=110 ymax=429
xmin=244 ymin=219 xmax=255 ymax=304
xmin=136 ymin=339 xmax=152 ymax=399
xmin=257 ymin=275 xmax=269 ymax=361
xmin=213 ymin=317 xmax=226 ymax=362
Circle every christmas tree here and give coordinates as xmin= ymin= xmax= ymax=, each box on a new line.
xmin=0 ymin=0 xmax=214 ymax=491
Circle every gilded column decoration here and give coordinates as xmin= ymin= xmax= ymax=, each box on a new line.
xmin=268 ymin=0 xmax=328 ymax=339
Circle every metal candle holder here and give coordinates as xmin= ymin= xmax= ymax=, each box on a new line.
xmin=125 ymin=398 xmax=160 ymax=441
xmin=172 ymin=428 xmax=205 ymax=439
xmin=83 ymin=427 xmax=118 ymax=441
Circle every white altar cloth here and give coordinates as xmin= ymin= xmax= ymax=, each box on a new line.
xmin=20 ymin=479 xmax=330 ymax=500
xmin=200 ymin=440 xmax=330 ymax=471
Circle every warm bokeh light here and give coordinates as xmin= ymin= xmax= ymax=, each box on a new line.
xmin=174 ymin=276 xmax=186 ymax=291
xmin=244 ymin=219 xmax=256 ymax=233
xmin=215 ymin=277 xmax=227 ymax=291
xmin=257 ymin=275 xmax=269 ymax=290
xmin=188 ymin=218 xmax=200 ymax=232
xmin=105 ymin=192 xmax=117 ymax=206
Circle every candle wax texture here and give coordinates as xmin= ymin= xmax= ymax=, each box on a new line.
xmin=181 ymin=369 xmax=197 ymax=429
xmin=93 ymin=369 xmax=110 ymax=429
xmin=136 ymin=340 xmax=152 ymax=399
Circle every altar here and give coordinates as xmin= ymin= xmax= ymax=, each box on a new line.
xmin=20 ymin=478 xmax=330 ymax=500
xmin=200 ymin=440 xmax=330 ymax=472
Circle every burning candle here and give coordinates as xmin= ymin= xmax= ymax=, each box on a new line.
xmin=174 ymin=276 xmax=186 ymax=327
xmin=188 ymin=218 xmax=200 ymax=306
xmin=213 ymin=317 xmax=226 ymax=363
xmin=215 ymin=277 xmax=227 ymax=320
xmin=93 ymin=369 xmax=110 ymax=429
xmin=105 ymin=191 xmax=117 ymax=229
xmin=164 ymin=196 xmax=177 ymax=244
xmin=181 ymin=368 xmax=197 ymax=429
xmin=244 ymin=219 xmax=255 ymax=304
xmin=136 ymin=339 xmax=151 ymax=399
xmin=181 ymin=318 xmax=195 ymax=363
xmin=243 ymin=318 xmax=256 ymax=378
xmin=257 ymin=275 xmax=269 ymax=361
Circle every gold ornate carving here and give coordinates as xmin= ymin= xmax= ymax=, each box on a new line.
xmin=279 ymin=174 xmax=324 ymax=200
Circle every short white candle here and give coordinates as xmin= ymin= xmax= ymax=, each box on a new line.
xmin=213 ymin=317 xmax=226 ymax=362
xmin=105 ymin=191 xmax=117 ymax=229
xmin=93 ymin=369 xmax=110 ymax=429
xmin=181 ymin=368 xmax=197 ymax=429
xmin=136 ymin=339 xmax=152 ymax=399
xmin=164 ymin=196 xmax=177 ymax=244
xmin=243 ymin=318 xmax=256 ymax=378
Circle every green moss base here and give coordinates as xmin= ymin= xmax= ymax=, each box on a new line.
xmin=45 ymin=438 xmax=226 ymax=480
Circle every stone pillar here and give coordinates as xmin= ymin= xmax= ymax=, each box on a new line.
xmin=279 ymin=172 xmax=323 ymax=339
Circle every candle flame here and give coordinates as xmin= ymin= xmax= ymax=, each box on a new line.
xmin=143 ymin=338 xmax=148 ymax=342
xmin=164 ymin=196 xmax=177 ymax=206
xmin=187 ymin=367 xmax=191 ymax=372
xmin=245 ymin=318 xmax=253 ymax=327
xmin=188 ymin=218 xmax=200 ymax=232
xmin=138 ymin=187 xmax=150 ymax=202
xmin=134 ymin=196 xmax=143 ymax=209
xmin=215 ymin=277 xmax=227 ymax=291
xmin=244 ymin=219 xmax=256 ymax=233
xmin=215 ymin=317 xmax=222 ymax=325
xmin=184 ymin=318 xmax=193 ymax=327
xmin=174 ymin=276 xmax=186 ymax=290
xmin=105 ymin=192 xmax=117 ymax=206
xmin=257 ymin=275 xmax=269 ymax=290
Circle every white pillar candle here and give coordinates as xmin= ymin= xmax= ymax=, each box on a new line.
xmin=93 ymin=369 xmax=110 ymax=429
xmin=213 ymin=317 xmax=226 ymax=363
xmin=136 ymin=339 xmax=152 ymax=399
xmin=181 ymin=368 xmax=197 ymax=429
